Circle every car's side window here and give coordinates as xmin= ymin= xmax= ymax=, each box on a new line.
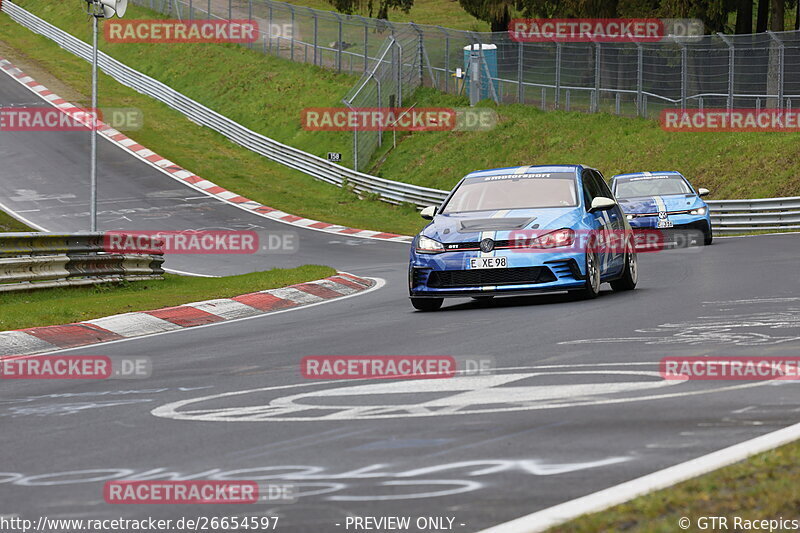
xmin=592 ymin=170 xmax=614 ymax=198
xmin=581 ymin=170 xmax=597 ymax=208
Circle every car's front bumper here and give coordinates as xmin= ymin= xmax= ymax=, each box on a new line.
xmin=409 ymin=249 xmax=587 ymax=298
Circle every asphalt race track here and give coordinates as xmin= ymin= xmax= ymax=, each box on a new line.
xmin=2 ymin=69 xmax=800 ymax=532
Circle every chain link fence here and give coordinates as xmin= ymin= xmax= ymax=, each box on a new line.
xmin=134 ymin=0 xmax=800 ymax=169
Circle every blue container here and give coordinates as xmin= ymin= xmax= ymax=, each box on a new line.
xmin=463 ymin=44 xmax=499 ymax=101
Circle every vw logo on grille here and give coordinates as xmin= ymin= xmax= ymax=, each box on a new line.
xmin=658 ymin=211 xmax=668 ymax=219
xmin=480 ymin=238 xmax=495 ymax=253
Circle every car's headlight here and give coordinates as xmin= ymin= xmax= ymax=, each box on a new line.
xmin=689 ymin=207 xmax=707 ymax=215
xmin=416 ymin=235 xmax=445 ymax=254
xmin=626 ymin=214 xmax=634 ymax=220
xmin=518 ymin=228 xmax=575 ymax=249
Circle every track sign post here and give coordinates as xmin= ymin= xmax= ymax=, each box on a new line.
xmin=85 ymin=0 xmax=127 ymax=231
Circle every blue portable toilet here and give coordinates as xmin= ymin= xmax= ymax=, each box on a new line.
xmin=463 ymin=43 xmax=499 ymax=102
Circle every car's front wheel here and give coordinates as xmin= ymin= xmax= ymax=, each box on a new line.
xmin=411 ymin=297 xmax=443 ymax=311
xmin=703 ymin=226 xmax=713 ymax=245
xmin=570 ymin=252 xmax=601 ymax=300
xmin=611 ymin=245 xmax=638 ymax=291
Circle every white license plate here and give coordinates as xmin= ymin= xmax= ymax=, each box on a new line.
xmin=657 ymin=219 xmax=674 ymax=229
xmin=469 ymin=256 xmax=507 ymax=269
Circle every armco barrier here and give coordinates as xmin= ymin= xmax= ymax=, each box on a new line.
xmin=3 ymin=1 xmax=798 ymax=235
xmin=0 ymin=233 xmax=165 ymax=292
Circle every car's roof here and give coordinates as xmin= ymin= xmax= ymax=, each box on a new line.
xmin=465 ymin=165 xmax=582 ymax=178
xmin=611 ymin=171 xmax=684 ymax=180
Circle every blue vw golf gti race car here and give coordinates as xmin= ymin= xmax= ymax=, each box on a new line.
xmin=610 ymin=171 xmax=712 ymax=246
xmin=409 ymin=165 xmax=638 ymax=311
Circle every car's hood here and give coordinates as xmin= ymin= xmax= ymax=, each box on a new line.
xmin=423 ymin=208 xmax=581 ymax=242
xmin=618 ymin=194 xmax=702 ymax=214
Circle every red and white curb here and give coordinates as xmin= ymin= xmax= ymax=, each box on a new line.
xmin=0 ymin=273 xmax=375 ymax=356
xmin=0 ymin=58 xmax=412 ymax=244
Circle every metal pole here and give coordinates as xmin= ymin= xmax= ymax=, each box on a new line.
xmin=555 ymin=42 xmax=562 ymax=108
xmin=337 ymin=16 xmax=343 ymax=72
xmin=680 ymin=44 xmax=687 ymax=110
xmin=90 ymin=14 xmax=98 ymax=232
xmin=228 ymin=0 xmax=231 ymax=21
xmin=247 ymin=0 xmax=252 ymax=49
xmin=363 ymin=21 xmax=369 ymax=73
xmin=207 ymin=0 xmax=210 ymax=20
xmin=768 ymin=31 xmax=785 ymax=109
xmin=290 ymin=7 xmax=295 ymax=61
xmin=718 ymin=33 xmax=734 ymax=111
xmin=189 ymin=0 xmax=193 ymax=19
xmin=593 ymin=41 xmax=600 ymax=113
xmin=517 ymin=41 xmax=523 ymax=103
xmin=442 ymin=28 xmax=449 ymax=93
xmin=312 ymin=11 xmax=318 ymax=65
xmin=636 ymin=43 xmax=643 ymax=116
xmin=268 ymin=5 xmax=273 ymax=53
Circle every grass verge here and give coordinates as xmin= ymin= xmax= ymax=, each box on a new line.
xmin=0 ymin=265 xmax=336 ymax=331
xmin=0 ymin=210 xmax=33 ymax=232
xmin=0 ymin=3 xmax=426 ymax=235
xmin=374 ymin=89 xmax=800 ymax=199
xmin=551 ymin=439 xmax=800 ymax=532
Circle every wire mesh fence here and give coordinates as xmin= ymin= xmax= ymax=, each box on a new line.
xmin=133 ymin=0 xmax=800 ymax=168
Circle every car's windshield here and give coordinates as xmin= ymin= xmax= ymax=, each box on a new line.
xmin=614 ymin=175 xmax=693 ymax=198
xmin=441 ymin=172 xmax=578 ymax=214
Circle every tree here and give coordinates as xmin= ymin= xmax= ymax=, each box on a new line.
xmin=327 ymin=0 xmax=413 ymax=20
xmin=457 ymin=0 xmax=519 ymax=32
xmin=756 ymin=0 xmax=769 ymax=31
xmin=735 ymin=0 xmax=753 ymax=32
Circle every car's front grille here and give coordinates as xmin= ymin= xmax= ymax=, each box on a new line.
xmin=427 ymin=266 xmax=557 ymax=288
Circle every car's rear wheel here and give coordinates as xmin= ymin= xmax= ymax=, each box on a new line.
xmin=411 ymin=297 xmax=443 ymax=311
xmin=571 ymin=252 xmax=601 ymax=300
xmin=611 ymin=244 xmax=638 ymax=291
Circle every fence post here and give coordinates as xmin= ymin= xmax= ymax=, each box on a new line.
xmin=268 ymin=4 xmax=273 ymax=53
xmin=768 ymin=31 xmax=785 ymax=109
xmin=311 ymin=9 xmax=318 ymax=65
xmin=189 ymin=0 xmax=192 ymax=19
xmin=336 ymin=14 xmax=343 ymax=72
xmin=680 ymin=43 xmax=687 ymax=110
xmin=228 ymin=0 xmax=231 ymax=21
xmin=439 ymin=26 xmax=450 ymax=94
xmin=615 ymin=92 xmax=620 ymax=114
xmin=290 ymin=5 xmax=296 ymax=61
xmin=636 ymin=43 xmax=643 ymax=116
xmin=247 ymin=0 xmax=252 ymax=49
xmin=376 ymin=75 xmax=382 ymax=147
xmin=593 ymin=41 xmax=600 ymax=112
xmin=555 ymin=41 xmax=562 ymax=109
xmin=360 ymin=16 xmax=369 ymax=73
xmin=517 ymin=40 xmax=524 ymax=103
xmin=565 ymin=89 xmax=570 ymax=111
xmin=207 ymin=0 xmax=210 ymax=19
xmin=717 ymin=33 xmax=734 ymax=111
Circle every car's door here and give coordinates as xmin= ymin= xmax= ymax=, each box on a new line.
xmin=581 ymin=169 xmax=613 ymax=275
xmin=591 ymin=170 xmax=625 ymax=271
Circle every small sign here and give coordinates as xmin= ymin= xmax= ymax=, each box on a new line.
xmin=327 ymin=152 xmax=342 ymax=162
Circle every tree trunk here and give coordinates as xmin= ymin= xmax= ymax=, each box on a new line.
xmin=766 ymin=0 xmax=784 ymax=107
xmin=736 ymin=0 xmax=754 ymax=33
xmin=756 ymin=0 xmax=769 ymax=32
xmin=770 ymin=0 xmax=785 ymax=30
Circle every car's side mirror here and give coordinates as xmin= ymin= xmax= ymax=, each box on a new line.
xmin=589 ymin=197 xmax=617 ymax=212
xmin=698 ymin=188 xmax=710 ymax=197
xmin=420 ymin=206 xmax=437 ymax=220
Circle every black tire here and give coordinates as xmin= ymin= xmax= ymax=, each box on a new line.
xmin=703 ymin=227 xmax=713 ymax=245
xmin=611 ymin=244 xmax=638 ymax=292
xmin=570 ymin=252 xmax=601 ymax=300
xmin=411 ymin=297 xmax=443 ymax=311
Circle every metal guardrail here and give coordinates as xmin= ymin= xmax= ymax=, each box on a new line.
xmin=0 ymin=233 xmax=165 ymax=292
xmin=2 ymin=1 xmax=446 ymax=208
xmin=707 ymin=196 xmax=800 ymax=233
xmin=4 ymin=2 xmax=798 ymax=235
